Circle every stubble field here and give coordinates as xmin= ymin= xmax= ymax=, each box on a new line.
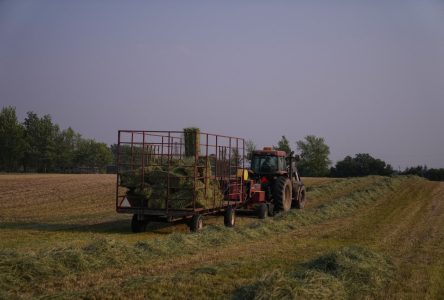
xmin=0 ymin=174 xmax=443 ymax=299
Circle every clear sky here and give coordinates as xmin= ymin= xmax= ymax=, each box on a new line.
xmin=1 ymin=0 xmax=443 ymax=169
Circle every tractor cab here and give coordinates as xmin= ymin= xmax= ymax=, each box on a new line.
xmin=250 ymin=147 xmax=287 ymax=176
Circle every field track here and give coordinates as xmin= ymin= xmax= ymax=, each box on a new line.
xmin=0 ymin=174 xmax=443 ymax=299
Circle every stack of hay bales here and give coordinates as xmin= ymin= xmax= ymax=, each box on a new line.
xmin=120 ymin=128 xmax=224 ymax=209
xmin=120 ymin=158 xmax=224 ymax=209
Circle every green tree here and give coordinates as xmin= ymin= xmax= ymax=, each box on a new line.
xmin=402 ymin=165 xmax=428 ymax=177
xmin=23 ymin=112 xmax=58 ymax=172
xmin=0 ymin=106 xmax=25 ymax=171
xmin=331 ymin=153 xmax=393 ymax=177
xmin=74 ymin=139 xmax=113 ymax=171
xmin=110 ymin=143 xmax=118 ymax=163
xmin=92 ymin=142 xmax=113 ymax=170
xmin=274 ymin=135 xmax=291 ymax=155
xmin=1 ymin=107 xmax=114 ymax=173
xmin=401 ymin=165 xmax=444 ymax=181
xmin=425 ymin=168 xmax=444 ymax=181
xmin=54 ymin=127 xmax=82 ymax=172
xmin=296 ymin=135 xmax=331 ymax=176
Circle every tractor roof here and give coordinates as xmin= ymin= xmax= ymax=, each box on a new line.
xmin=253 ymin=147 xmax=287 ymax=157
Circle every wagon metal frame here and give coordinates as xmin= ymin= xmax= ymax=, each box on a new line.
xmin=116 ymin=130 xmax=245 ymax=229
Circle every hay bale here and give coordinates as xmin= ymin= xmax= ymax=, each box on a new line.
xmin=121 ymin=157 xmax=224 ymax=209
xmin=183 ymin=127 xmax=200 ymax=157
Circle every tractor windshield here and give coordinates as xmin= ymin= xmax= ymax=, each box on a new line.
xmin=251 ymin=155 xmax=278 ymax=174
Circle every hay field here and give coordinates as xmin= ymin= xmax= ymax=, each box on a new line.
xmin=0 ymin=174 xmax=443 ymax=299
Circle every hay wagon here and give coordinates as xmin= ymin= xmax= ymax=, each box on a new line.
xmin=116 ymin=129 xmax=246 ymax=232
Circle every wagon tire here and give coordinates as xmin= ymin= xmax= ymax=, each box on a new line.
xmin=189 ymin=214 xmax=204 ymax=232
xmin=224 ymin=206 xmax=236 ymax=227
xmin=131 ymin=214 xmax=147 ymax=233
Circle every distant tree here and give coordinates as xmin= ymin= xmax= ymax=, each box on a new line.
xmin=330 ymin=156 xmax=355 ymax=177
xmin=110 ymin=143 xmax=118 ymax=164
xmin=0 ymin=106 xmax=25 ymax=171
xmin=245 ymin=139 xmax=257 ymax=161
xmin=296 ymin=135 xmax=331 ymax=176
xmin=92 ymin=142 xmax=113 ymax=170
xmin=54 ymin=127 xmax=82 ymax=172
xmin=22 ymin=112 xmax=38 ymax=171
xmin=401 ymin=165 xmax=444 ymax=181
xmin=23 ymin=112 xmax=59 ymax=172
xmin=402 ymin=165 xmax=428 ymax=177
xmin=74 ymin=139 xmax=113 ymax=171
xmin=112 ymin=143 xmax=151 ymax=167
xmin=331 ymin=153 xmax=393 ymax=177
xmin=274 ymin=136 xmax=291 ymax=155
xmin=0 ymin=107 xmax=114 ymax=173
xmin=424 ymin=168 xmax=444 ymax=181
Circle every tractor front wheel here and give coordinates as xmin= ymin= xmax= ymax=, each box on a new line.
xmin=273 ymin=177 xmax=292 ymax=212
xmin=294 ymin=186 xmax=307 ymax=209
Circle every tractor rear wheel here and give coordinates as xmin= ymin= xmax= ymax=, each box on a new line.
xmin=189 ymin=214 xmax=204 ymax=232
xmin=257 ymin=203 xmax=268 ymax=219
xmin=131 ymin=214 xmax=147 ymax=233
xmin=273 ymin=177 xmax=292 ymax=212
xmin=224 ymin=206 xmax=236 ymax=227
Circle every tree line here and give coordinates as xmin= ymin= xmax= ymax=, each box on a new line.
xmin=2 ymin=105 xmax=443 ymax=180
xmin=0 ymin=106 xmax=113 ymax=173
xmin=263 ymin=135 xmax=444 ymax=181
xmin=401 ymin=165 xmax=444 ymax=181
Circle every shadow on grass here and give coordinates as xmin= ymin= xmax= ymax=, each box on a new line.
xmin=0 ymin=219 xmax=178 ymax=234
xmin=0 ymin=211 xmax=263 ymax=235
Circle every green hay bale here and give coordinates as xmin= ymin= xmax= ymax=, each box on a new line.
xmin=146 ymin=170 xmax=189 ymax=187
xmin=183 ymin=127 xmax=200 ymax=157
xmin=119 ymin=171 xmax=140 ymax=189
xmin=122 ymin=157 xmax=224 ymax=209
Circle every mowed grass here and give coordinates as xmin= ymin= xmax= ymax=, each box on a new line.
xmin=0 ymin=174 xmax=443 ymax=299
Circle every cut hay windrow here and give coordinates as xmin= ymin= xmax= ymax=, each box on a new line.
xmin=233 ymin=246 xmax=396 ymax=300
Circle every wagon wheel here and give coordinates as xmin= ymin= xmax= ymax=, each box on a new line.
xmin=131 ymin=214 xmax=148 ymax=233
xmin=224 ymin=206 xmax=236 ymax=227
xmin=189 ymin=214 xmax=204 ymax=232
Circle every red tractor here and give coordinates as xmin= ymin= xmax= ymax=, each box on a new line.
xmin=241 ymin=147 xmax=306 ymax=218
